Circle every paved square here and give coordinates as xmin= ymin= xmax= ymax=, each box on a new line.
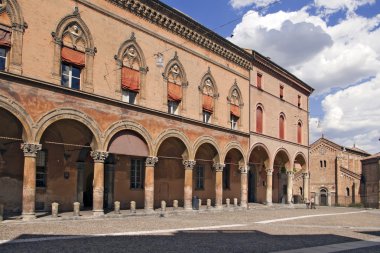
xmin=0 ymin=207 xmax=380 ymax=252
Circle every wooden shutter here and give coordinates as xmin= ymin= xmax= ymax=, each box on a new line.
xmin=257 ymin=74 xmax=262 ymax=89
xmin=230 ymin=104 xmax=240 ymax=118
xmin=0 ymin=28 xmax=11 ymax=47
xmin=168 ymin=82 xmax=182 ymax=101
xmin=61 ymin=47 xmax=85 ymax=67
xmin=202 ymin=94 xmax=213 ymax=113
xmin=256 ymin=107 xmax=263 ymax=133
xmin=122 ymin=67 xmax=140 ymax=92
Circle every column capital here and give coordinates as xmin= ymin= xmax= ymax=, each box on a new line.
xmin=265 ymin=168 xmax=274 ymax=176
xmin=21 ymin=143 xmax=42 ymax=157
xmin=302 ymin=172 xmax=310 ymax=179
xmin=145 ymin=156 xmax=158 ymax=167
xmin=213 ymin=163 xmax=225 ymax=172
xmin=240 ymin=166 xmax=249 ymax=174
xmin=183 ymin=160 xmax=196 ymax=170
xmin=90 ymin=151 xmax=109 ymax=163
xmin=286 ymin=170 xmax=294 ymax=177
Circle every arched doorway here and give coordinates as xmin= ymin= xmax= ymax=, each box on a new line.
xmin=320 ymin=188 xmax=328 ymax=206
xmin=273 ymin=150 xmax=291 ymax=203
xmin=248 ymin=145 xmax=270 ymax=203
xmin=223 ymin=148 xmax=244 ymax=203
xmin=106 ymin=130 xmax=150 ymax=210
xmin=39 ymin=119 xmax=96 ymax=212
xmin=155 ymin=137 xmax=188 ymax=208
xmin=194 ymin=143 xmax=219 ymax=205
xmin=0 ymin=108 xmax=25 ymax=216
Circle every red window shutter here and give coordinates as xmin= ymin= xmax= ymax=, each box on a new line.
xmin=297 ymin=123 xmax=302 ymax=144
xmin=230 ymin=104 xmax=240 ymax=118
xmin=168 ymin=82 xmax=182 ymax=102
xmin=0 ymin=29 xmax=11 ymax=47
xmin=257 ymin=74 xmax=262 ymax=89
xmin=61 ymin=47 xmax=85 ymax=67
xmin=298 ymin=95 xmax=301 ymax=107
xmin=279 ymin=116 xmax=285 ymax=139
xmin=122 ymin=67 xmax=140 ymax=92
xmin=256 ymin=107 xmax=263 ymax=133
xmin=202 ymin=94 xmax=213 ymax=113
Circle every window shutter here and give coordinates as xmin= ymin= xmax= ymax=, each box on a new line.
xmin=256 ymin=107 xmax=263 ymax=133
xmin=168 ymin=82 xmax=182 ymax=101
xmin=257 ymin=74 xmax=262 ymax=89
xmin=61 ymin=47 xmax=85 ymax=67
xmin=122 ymin=67 xmax=140 ymax=92
xmin=230 ymin=104 xmax=240 ymax=118
xmin=279 ymin=116 xmax=285 ymax=139
xmin=0 ymin=28 xmax=11 ymax=47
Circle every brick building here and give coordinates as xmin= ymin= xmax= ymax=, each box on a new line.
xmin=309 ymin=137 xmax=370 ymax=206
xmin=0 ymin=0 xmax=313 ymax=220
xmin=361 ymin=153 xmax=380 ymax=208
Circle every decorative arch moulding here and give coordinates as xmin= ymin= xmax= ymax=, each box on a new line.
xmin=106 ymin=0 xmax=251 ymax=69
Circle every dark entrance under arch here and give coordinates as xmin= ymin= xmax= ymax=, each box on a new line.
xmin=320 ymin=189 xmax=327 ymax=206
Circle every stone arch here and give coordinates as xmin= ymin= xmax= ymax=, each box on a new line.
xmin=0 ymin=94 xmax=33 ymax=142
xmin=0 ymin=0 xmax=27 ymax=74
xmin=102 ymin=120 xmax=153 ymax=156
xmin=227 ymin=81 xmax=244 ymax=128
xmin=34 ymin=108 xmax=102 ymax=150
xmin=227 ymin=82 xmax=244 ymax=107
xmin=51 ymin=9 xmax=96 ymax=92
xmin=154 ymin=129 xmax=191 ymax=159
xmin=273 ymin=148 xmax=292 ymax=170
xmin=192 ymin=136 xmax=221 ymax=163
xmin=199 ymin=69 xmax=219 ymax=98
xmin=222 ymin=141 xmax=246 ymax=165
xmin=248 ymin=142 xmax=271 ymax=167
xmin=114 ymin=33 xmax=148 ymax=101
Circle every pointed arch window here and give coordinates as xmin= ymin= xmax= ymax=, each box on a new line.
xmin=229 ymin=88 xmax=242 ymax=130
xmin=167 ymin=64 xmax=183 ymax=115
xmin=297 ymin=121 xmax=302 ymax=144
xmin=279 ymin=114 xmax=285 ymax=140
xmin=201 ymin=78 xmax=215 ymax=123
xmin=256 ymin=106 xmax=263 ymax=134
xmin=121 ymin=46 xmax=142 ymax=104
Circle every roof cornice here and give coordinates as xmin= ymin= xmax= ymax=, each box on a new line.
xmin=106 ymin=0 xmax=251 ymax=69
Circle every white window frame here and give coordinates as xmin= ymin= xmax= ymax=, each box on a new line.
xmin=230 ymin=114 xmax=238 ymax=130
xmin=0 ymin=47 xmax=7 ymax=71
xmin=203 ymin=111 xmax=211 ymax=124
xmin=168 ymin=100 xmax=179 ymax=115
xmin=122 ymin=89 xmax=137 ymax=104
xmin=61 ymin=63 xmax=81 ymax=89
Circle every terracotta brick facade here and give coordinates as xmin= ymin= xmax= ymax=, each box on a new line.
xmin=0 ymin=0 xmax=313 ymax=219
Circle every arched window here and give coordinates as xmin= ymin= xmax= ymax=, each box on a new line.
xmin=201 ymin=77 xmax=215 ymax=123
xmin=256 ymin=106 xmax=263 ymax=134
xmin=279 ymin=114 xmax=285 ymax=140
xmin=115 ymin=34 xmax=147 ymax=105
xmin=167 ymin=65 xmax=183 ymax=114
xmin=0 ymin=0 xmax=26 ymax=73
xmin=228 ymin=85 xmax=242 ymax=130
xmin=297 ymin=121 xmax=302 ymax=144
xmin=346 ymin=187 xmax=350 ymax=196
xmin=52 ymin=11 xmax=95 ymax=92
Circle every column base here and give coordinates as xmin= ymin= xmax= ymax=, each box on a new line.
xmin=265 ymin=202 xmax=273 ymax=206
xmin=144 ymin=208 xmax=155 ymax=214
xmin=215 ymin=205 xmax=223 ymax=209
xmin=92 ymin=210 xmax=104 ymax=216
xmin=22 ymin=212 xmax=36 ymax=221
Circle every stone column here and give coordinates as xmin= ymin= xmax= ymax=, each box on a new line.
xmin=240 ymin=166 xmax=248 ymax=208
xmin=90 ymin=151 xmax=108 ymax=216
xmin=183 ymin=160 xmax=196 ymax=210
xmin=105 ymin=164 xmax=115 ymax=209
xmin=327 ymin=192 xmax=332 ymax=206
xmin=302 ymin=172 xmax=310 ymax=202
xmin=21 ymin=143 xmax=42 ymax=220
xmin=214 ymin=163 xmax=225 ymax=209
xmin=265 ymin=168 xmax=274 ymax=205
xmin=286 ymin=171 xmax=294 ymax=204
xmin=144 ymin=157 xmax=158 ymax=212
xmin=76 ymin=162 xmax=85 ymax=208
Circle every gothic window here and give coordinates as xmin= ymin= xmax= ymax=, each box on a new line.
xmin=223 ymin=164 xmax=230 ymax=189
xmin=201 ymin=77 xmax=215 ymax=123
xmin=0 ymin=46 xmax=7 ymax=70
xmin=229 ymin=86 xmax=242 ymax=130
xmin=256 ymin=106 xmax=263 ymax=134
xmin=121 ymin=46 xmax=141 ymax=104
xmin=167 ymin=64 xmax=183 ymax=114
xmin=130 ymin=158 xmax=144 ymax=189
xmin=279 ymin=114 xmax=285 ymax=140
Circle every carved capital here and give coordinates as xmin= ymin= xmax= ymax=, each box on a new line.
xmin=265 ymin=168 xmax=274 ymax=176
xmin=21 ymin=143 xmax=42 ymax=157
xmin=302 ymin=172 xmax=310 ymax=179
xmin=90 ymin=151 xmax=109 ymax=163
xmin=183 ymin=160 xmax=196 ymax=170
xmin=213 ymin=163 xmax=225 ymax=172
xmin=286 ymin=170 xmax=294 ymax=176
xmin=240 ymin=166 xmax=249 ymax=174
xmin=145 ymin=156 xmax=158 ymax=167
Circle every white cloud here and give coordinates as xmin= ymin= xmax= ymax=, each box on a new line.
xmin=229 ymin=0 xmax=277 ymax=9
xmin=310 ymin=75 xmax=380 ymax=153
xmin=314 ymin=0 xmax=376 ymax=16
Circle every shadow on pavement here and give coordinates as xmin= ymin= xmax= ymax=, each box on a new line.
xmin=0 ymin=229 xmax=361 ymax=253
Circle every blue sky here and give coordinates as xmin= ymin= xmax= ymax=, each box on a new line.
xmin=161 ymin=0 xmax=380 ymax=153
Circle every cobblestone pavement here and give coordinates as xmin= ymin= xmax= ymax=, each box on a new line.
xmin=0 ymin=206 xmax=380 ymax=252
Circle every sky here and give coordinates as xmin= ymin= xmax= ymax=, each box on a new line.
xmin=161 ymin=0 xmax=380 ymax=154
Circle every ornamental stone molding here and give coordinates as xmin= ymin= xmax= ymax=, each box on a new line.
xmin=106 ymin=0 xmax=251 ymax=69
xmin=286 ymin=170 xmax=294 ymax=177
xmin=90 ymin=151 xmax=109 ymax=163
xmin=183 ymin=160 xmax=196 ymax=170
xmin=240 ymin=166 xmax=249 ymax=174
xmin=265 ymin=168 xmax=274 ymax=176
xmin=21 ymin=143 xmax=42 ymax=157
xmin=145 ymin=156 xmax=158 ymax=167
xmin=213 ymin=163 xmax=225 ymax=172
xmin=192 ymin=136 xmax=221 ymax=162
xmin=302 ymin=172 xmax=310 ymax=179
